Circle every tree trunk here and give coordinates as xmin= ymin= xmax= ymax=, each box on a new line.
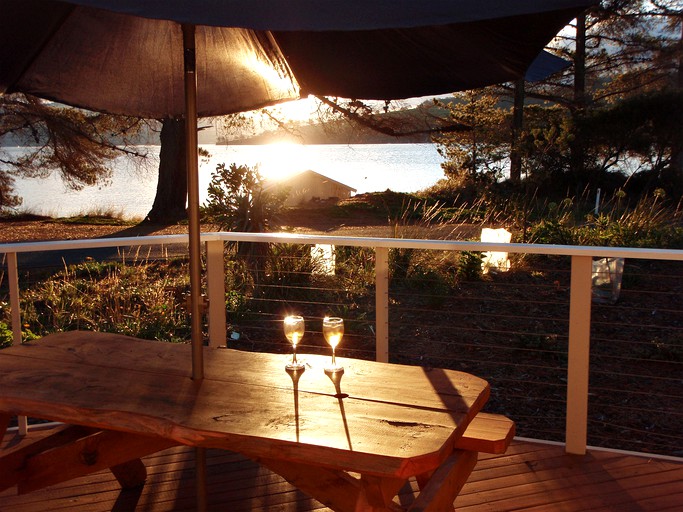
xmin=570 ymin=13 xmax=588 ymax=189
xmin=672 ymin=17 xmax=683 ymax=183
xmin=146 ymin=118 xmax=188 ymax=223
xmin=678 ymin=16 xmax=683 ymax=91
xmin=509 ymin=79 xmax=525 ymax=184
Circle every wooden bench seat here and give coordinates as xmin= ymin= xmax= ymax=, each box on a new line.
xmin=455 ymin=412 xmax=515 ymax=454
xmin=407 ymin=413 xmax=514 ymax=511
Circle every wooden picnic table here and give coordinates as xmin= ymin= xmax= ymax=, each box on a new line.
xmin=0 ymin=331 xmax=514 ymax=511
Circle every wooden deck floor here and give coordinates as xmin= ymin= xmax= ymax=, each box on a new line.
xmin=2 ymin=430 xmax=682 ymax=511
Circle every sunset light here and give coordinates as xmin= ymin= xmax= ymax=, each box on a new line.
xmin=258 ymin=142 xmax=305 ymax=180
xmin=264 ymin=96 xmax=318 ymax=123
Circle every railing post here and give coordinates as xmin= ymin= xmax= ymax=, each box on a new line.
xmin=205 ymin=240 xmax=227 ymax=348
xmin=7 ymin=252 xmax=21 ymax=346
xmin=7 ymin=252 xmax=28 ymax=436
xmin=566 ymin=255 xmax=593 ymax=455
xmin=375 ymin=247 xmax=389 ymax=362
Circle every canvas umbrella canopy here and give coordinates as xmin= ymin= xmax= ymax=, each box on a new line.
xmin=0 ymin=0 xmax=596 ymax=379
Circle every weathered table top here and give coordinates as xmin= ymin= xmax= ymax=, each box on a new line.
xmin=0 ymin=331 xmax=490 ymax=479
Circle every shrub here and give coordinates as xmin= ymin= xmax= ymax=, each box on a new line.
xmin=334 ymin=246 xmax=375 ymax=296
xmin=528 ymin=218 xmax=576 ymax=245
xmin=457 ymin=251 xmax=483 ymax=280
xmin=0 ymin=321 xmax=13 ymax=348
xmin=577 ymin=193 xmax=683 ymax=248
xmin=201 ymin=162 xmax=285 ymax=233
xmin=20 ymin=259 xmax=190 ymax=341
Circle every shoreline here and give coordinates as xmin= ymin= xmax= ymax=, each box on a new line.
xmin=0 ymin=193 xmax=483 ymax=244
xmin=0 ymin=210 xmax=396 ymax=244
xmin=0 ymin=212 xmax=480 ymax=244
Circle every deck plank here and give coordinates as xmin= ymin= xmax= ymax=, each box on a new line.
xmin=2 ymin=430 xmax=681 ymax=512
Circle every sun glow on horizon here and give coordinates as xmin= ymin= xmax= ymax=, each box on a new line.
xmin=254 ymin=141 xmax=308 ymax=182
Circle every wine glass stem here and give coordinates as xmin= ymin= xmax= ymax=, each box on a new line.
xmin=331 ymin=347 xmax=336 ymax=367
xmin=292 ymin=346 xmax=298 ymax=364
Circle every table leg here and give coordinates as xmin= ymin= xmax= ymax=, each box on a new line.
xmin=256 ymin=457 xmax=364 ymax=511
xmin=110 ymin=458 xmax=148 ymax=489
xmin=0 ymin=414 xmax=10 ymax=441
xmin=408 ymin=450 xmax=477 ymax=512
xmin=195 ymin=446 xmax=208 ymax=512
xmin=359 ymin=474 xmax=406 ymax=510
xmin=256 ymin=457 xmax=407 ymax=512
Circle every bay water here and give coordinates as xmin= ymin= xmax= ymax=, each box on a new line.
xmin=8 ymin=143 xmax=446 ymax=220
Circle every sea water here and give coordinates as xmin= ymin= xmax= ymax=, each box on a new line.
xmin=7 ymin=143 xmax=446 ymax=219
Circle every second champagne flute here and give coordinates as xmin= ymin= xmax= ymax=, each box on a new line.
xmin=322 ymin=316 xmax=344 ymax=372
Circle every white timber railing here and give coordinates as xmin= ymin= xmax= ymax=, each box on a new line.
xmin=2 ymin=232 xmax=682 ymax=456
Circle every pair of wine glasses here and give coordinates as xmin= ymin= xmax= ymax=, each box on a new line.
xmin=283 ymin=315 xmax=344 ymax=373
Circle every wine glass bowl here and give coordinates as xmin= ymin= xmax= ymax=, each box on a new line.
xmin=322 ymin=317 xmax=344 ymax=373
xmin=284 ymin=315 xmax=305 ymax=371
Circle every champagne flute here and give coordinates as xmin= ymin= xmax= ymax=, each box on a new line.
xmin=322 ymin=317 xmax=344 ymax=372
xmin=284 ymin=315 xmax=305 ymax=370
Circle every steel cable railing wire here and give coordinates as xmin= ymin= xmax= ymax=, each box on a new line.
xmin=391 ymin=336 xmax=570 ymax=359
xmin=590 ymin=317 xmax=683 ymax=332
xmin=591 ymin=334 xmax=683 ymax=348
xmin=590 ymin=352 xmax=683 ymax=369
xmin=390 ymin=318 xmax=570 ymax=340
xmin=589 ymin=403 xmax=683 ymax=424
xmin=390 ymin=302 xmax=569 ymax=324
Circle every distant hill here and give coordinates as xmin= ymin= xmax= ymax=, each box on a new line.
xmin=224 ymin=121 xmax=431 ymax=145
xmin=222 ymin=101 xmax=453 ymax=145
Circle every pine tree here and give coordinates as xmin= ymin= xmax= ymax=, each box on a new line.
xmin=1 ymin=93 xmax=146 ymax=213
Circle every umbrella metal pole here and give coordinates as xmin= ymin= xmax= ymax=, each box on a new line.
xmin=183 ymin=23 xmax=204 ymax=381
xmin=183 ymin=23 xmax=208 ymax=512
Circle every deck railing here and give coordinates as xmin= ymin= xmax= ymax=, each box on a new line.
xmin=2 ymin=232 xmax=682 ymax=457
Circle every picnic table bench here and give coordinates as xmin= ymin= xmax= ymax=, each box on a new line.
xmin=0 ymin=331 xmax=514 ymax=511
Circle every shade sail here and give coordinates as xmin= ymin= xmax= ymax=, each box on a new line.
xmin=273 ymin=10 xmax=580 ymax=100
xmin=1 ymin=0 xmax=594 ymax=118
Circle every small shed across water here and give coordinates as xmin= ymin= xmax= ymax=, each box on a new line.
xmin=267 ymin=170 xmax=356 ymax=206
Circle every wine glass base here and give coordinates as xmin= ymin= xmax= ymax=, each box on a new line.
xmin=324 ymin=366 xmax=344 ymax=375
xmin=285 ymin=362 xmax=306 ymax=371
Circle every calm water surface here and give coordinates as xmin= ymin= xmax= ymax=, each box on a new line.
xmin=10 ymin=143 xmax=446 ymax=219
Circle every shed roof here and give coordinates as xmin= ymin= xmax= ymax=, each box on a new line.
xmin=265 ymin=170 xmax=357 ymax=192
